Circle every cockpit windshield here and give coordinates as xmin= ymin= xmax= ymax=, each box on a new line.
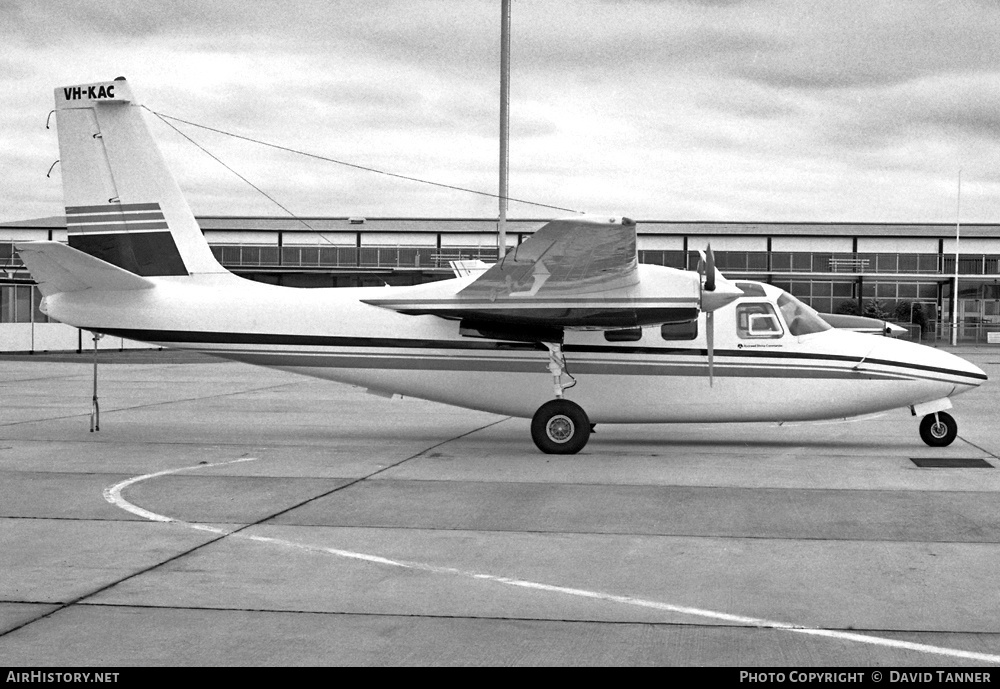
xmin=777 ymin=292 xmax=832 ymax=336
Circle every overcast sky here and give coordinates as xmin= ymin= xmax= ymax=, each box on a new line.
xmin=2 ymin=0 xmax=998 ymax=223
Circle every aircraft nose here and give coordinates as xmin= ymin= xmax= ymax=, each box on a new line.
xmin=964 ymin=357 xmax=987 ymax=385
xmin=868 ymin=338 xmax=987 ymax=388
xmin=934 ymin=346 xmax=987 ymax=385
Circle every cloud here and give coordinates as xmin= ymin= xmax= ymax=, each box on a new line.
xmin=3 ymin=1 xmax=1000 ymax=224
xmin=722 ymin=1 xmax=1000 ymax=90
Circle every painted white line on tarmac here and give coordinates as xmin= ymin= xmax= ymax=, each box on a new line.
xmin=105 ymin=458 xmax=1000 ymax=665
xmin=103 ymin=457 xmax=260 ymax=524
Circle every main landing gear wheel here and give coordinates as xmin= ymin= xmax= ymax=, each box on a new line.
xmin=919 ymin=411 xmax=958 ymax=447
xmin=531 ymin=399 xmax=591 ymax=455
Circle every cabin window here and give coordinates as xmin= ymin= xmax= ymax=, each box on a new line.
xmin=604 ymin=328 xmax=643 ymax=342
xmin=661 ymin=320 xmax=697 ymax=341
xmin=736 ymin=303 xmax=783 ymax=339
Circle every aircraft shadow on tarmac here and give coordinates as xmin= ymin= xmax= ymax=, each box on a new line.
xmin=579 ymin=428 xmax=936 ymax=451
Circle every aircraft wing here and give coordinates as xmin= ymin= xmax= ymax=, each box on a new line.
xmin=363 ymin=216 xmax=705 ymax=331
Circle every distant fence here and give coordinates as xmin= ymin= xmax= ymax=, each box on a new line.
xmin=882 ymin=321 xmax=1000 ymax=344
xmin=934 ymin=323 xmax=1000 ymax=345
xmin=211 ymin=245 xmax=501 ymax=270
xmin=1 ymin=323 xmax=156 ymax=353
xmin=203 ymin=245 xmax=1000 ymax=275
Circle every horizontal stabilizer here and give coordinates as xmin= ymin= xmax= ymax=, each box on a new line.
xmin=14 ymin=241 xmax=155 ymax=296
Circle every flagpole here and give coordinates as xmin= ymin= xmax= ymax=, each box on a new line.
xmin=498 ymin=0 xmax=510 ymax=259
xmin=950 ymin=170 xmax=961 ymax=346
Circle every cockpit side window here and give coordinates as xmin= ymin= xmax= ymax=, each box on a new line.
xmin=736 ymin=303 xmax=783 ymax=339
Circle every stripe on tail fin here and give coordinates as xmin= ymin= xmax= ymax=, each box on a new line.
xmin=54 ymin=78 xmax=225 ymax=277
xmin=66 ymin=202 xmax=186 ymax=276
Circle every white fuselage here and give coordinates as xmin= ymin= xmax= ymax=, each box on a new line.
xmin=42 ymin=273 xmax=985 ymax=424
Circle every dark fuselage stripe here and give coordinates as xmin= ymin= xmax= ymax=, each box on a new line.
xmin=90 ymin=327 xmax=985 ymax=383
xmin=97 ymin=328 xmax=547 ymax=351
xmin=370 ymin=297 xmax=697 ymax=306
xmin=207 ymin=350 xmax=906 ymax=380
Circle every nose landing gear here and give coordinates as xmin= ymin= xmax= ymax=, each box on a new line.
xmin=919 ymin=411 xmax=958 ymax=447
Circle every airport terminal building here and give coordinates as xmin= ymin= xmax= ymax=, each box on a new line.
xmin=2 ymin=215 xmax=1000 ymax=351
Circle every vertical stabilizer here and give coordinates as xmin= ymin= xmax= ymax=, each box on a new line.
xmin=54 ymin=78 xmax=224 ymax=276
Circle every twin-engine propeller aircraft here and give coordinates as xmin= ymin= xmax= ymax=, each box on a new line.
xmin=16 ymin=79 xmax=987 ymax=454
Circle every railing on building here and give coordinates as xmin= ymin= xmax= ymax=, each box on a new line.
xmin=936 ymin=322 xmax=1000 ymax=345
xmin=1 ymin=242 xmax=24 ymax=268
xmin=675 ymin=251 xmax=999 ymax=275
xmin=3 ymin=239 xmax=1000 ymax=275
xmin=210 ymin=245 xmax=501 ymax=269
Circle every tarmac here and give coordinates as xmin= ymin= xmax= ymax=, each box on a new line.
xmin=1 ymin=347 xmax=999 ymax=666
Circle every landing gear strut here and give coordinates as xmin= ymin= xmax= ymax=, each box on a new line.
xmin=919 ymin=411 xmax=957 ymax=447
xmin=543 ymin=342 xmax=575 ymax=399
xmin=531 ymin=342 xmax=590 ymax=454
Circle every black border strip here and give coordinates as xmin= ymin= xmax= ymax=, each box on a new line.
xmin=68 ymin=232 xmax=187 ymax=277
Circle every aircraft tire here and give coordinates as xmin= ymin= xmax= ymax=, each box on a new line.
xmin=531 ymin=399 xmax=591 ymax=454
xmin=919 ymin=411 xmax=957 ymax=447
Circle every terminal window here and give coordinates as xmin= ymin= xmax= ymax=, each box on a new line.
xmin=0 ymin=285 xmax=48 ymax=324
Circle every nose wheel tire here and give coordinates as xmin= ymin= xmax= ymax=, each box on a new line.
xmin=531 ymin=399 xmax=591 ymax=454
xmin=919 ymin=412 xmax=958 ymax=447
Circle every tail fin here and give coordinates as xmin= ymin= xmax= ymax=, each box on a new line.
xmin=54 ymin=78 xmax=224 ymax=277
